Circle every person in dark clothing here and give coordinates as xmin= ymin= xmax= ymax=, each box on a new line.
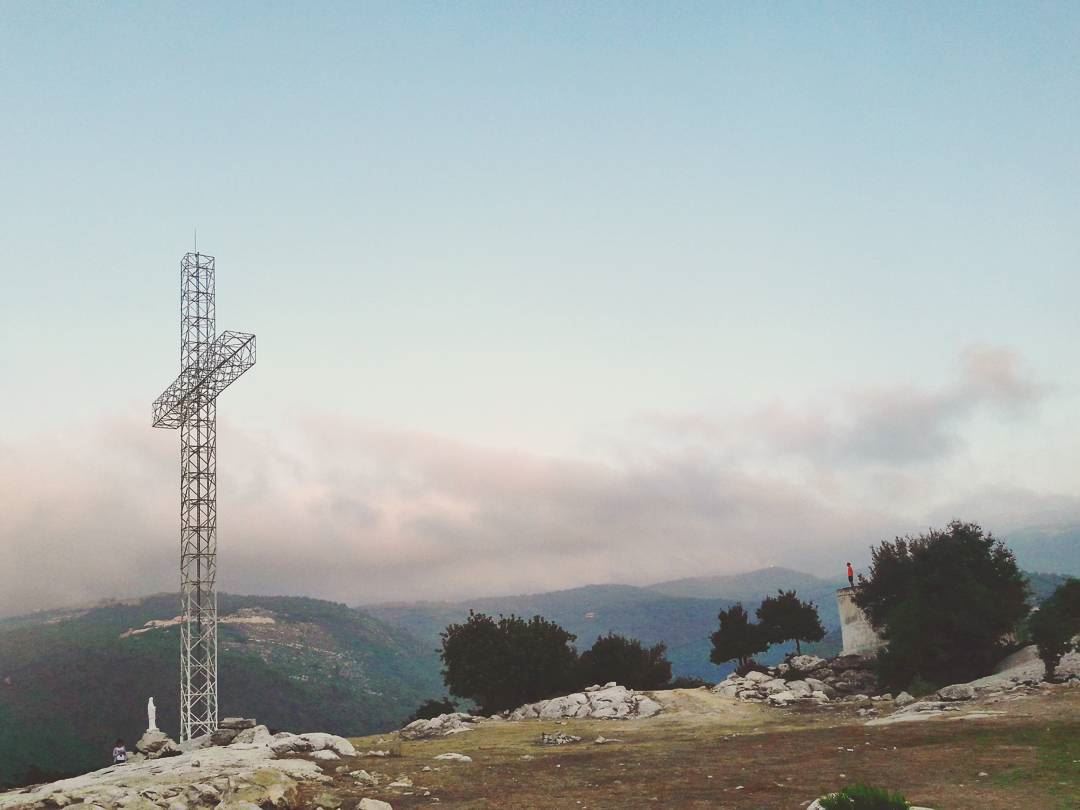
xmin=112 ymin=739 xmax=127 ymax=765
xmin=846 ymin=562 xmax=855 ymax=588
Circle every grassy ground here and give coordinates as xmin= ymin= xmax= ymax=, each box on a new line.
xmin=298 ymin=687 xmax=1080 ymax=810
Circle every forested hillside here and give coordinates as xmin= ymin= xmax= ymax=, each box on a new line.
xmin=0 ymin=594 xmax=441 ymax=789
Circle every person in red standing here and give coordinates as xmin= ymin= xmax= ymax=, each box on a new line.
xmin=846 ymin=562 xmax=855 ymax=588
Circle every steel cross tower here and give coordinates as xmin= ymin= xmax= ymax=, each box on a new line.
xmin=152 ymin=252 xmax=256 ymax=740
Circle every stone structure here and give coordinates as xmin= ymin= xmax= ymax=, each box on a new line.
xmin=836 ymin=586 xmax=885 ymax=656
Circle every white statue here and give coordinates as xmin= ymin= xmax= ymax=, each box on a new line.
xmin=147 ymin=697 xmax=158 ymax=732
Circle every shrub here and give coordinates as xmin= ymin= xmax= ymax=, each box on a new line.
xmin=577 ymin=633 xmax=672 ymax=691
xmin=855 ymin=520 xmax=1029 ymax=689
xmin=819 ymin=783 xmax=910 ymax=809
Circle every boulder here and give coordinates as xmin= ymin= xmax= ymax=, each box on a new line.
xmin=937 ymin=684 xmax=976 ymax=701
xmin=269 ymin=733 xmax=356 ymax=757
xmin=358 ymin=800 xmax=393 ymax=810
xmin=786 ymin=680 xmax=813 ymax=698
xmin=788 ymin=655 xmax=826 ymax=672
xmin=401 ymin=712 xmax=480 ymax=740
xmin=636 ymin=697 xmax=662 ymax=718
xmin=135 ymin=730 xmax=181 ymax=760
xmin=744 ymin=671 xmax=771 ymax=683
xmin=233 ymin=725 xmax=272 ymax=746
xmin=894 ymin=691 xmax=916 ymax=707
xmin=219 ymin=718 xmax=257 ymax=731
xmin=804 ymin=678 xmax=836 ymax=698
xmin=210 ymin=729 xmax=240 ymax=747
xmin=433 ymin=753 xmax=473 ymax=762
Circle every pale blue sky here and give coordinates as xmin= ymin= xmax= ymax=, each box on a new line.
xmin=2 ymin=3 xmax=1079 ymax=611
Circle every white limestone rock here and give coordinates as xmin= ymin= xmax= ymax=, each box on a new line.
xmin=400 ymin=712 xmax=481 ymax=740
xmin=937 ymin=684 xmax=977 ymax=701
xmin=635 ymin=696 xmax=662 ymax=718
xmin=0 ymin=740 xmax=323 ymax=810
xmin=789 ymin=655 xmax=826 ymax=672
xmin=233 ymin=725 xmax=272 ymax=746
xmin=433 ymin=753 xmax=473 ymax=762
xmin=786 ymin=680 xmax=813 ymax=698
xmin=269 ymin=732 xmax=357 ymax=758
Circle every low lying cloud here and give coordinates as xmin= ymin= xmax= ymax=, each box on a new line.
xmin=0 ymin=346 xmax=1067 ymax=618
xmin=647 ymin=345 xmax=1046 ymax=466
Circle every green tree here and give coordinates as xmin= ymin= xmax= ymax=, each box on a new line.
xmin=854 ymin=520 xmax=1029 ymax=688
xmin=577 ymin=633 xmax=672 ymax=690
xmin=709 ymin=603 xmax=769 ymax=670
xmin=439 ymin=611 xmax=579 ymax=714
xmin=756 ymin=589 xmax=826 ymax=654
xmin=1029 ymin=578 xmax=1080 ymax=680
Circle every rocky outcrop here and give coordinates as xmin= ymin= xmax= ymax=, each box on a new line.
xmin=268 ymin=732 xmax=357 ymax=758
xmin=508 ymin=683 xmax=663 ymax=721
xmin=0 ymin=738 xmax=324 ymax=809
xmin=712 ymin=654 xmax=881 ymax=706
xmin=135 ymin=729 xmax=181 ymax=760
xmin=400 ymin=712 xmax=482 ymax=740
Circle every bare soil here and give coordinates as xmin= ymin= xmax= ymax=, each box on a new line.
xmin=300 ymin=686 xmax=1080 ymax=809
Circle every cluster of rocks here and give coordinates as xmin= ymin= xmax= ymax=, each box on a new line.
xmin=399 ymin=712 xmax=483 ymax=740
xmin=208 ymin=717 xmax=272 ymax=748
xmin=539 ymin=732 xmax=581 ymax=745
xmin=711 ymin=654 xmax=882 ymax=707
xmin=508 ymin=682 xmax=662 ymax=721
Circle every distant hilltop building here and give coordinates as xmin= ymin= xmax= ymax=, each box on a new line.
xmin=836 ymin=587 xmax=886 ymax=656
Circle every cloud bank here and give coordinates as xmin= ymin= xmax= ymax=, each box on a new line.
xmin=0 ymin=346 xmax=1070 ymax=618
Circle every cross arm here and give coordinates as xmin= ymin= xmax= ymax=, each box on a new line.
xmin=152 ymin=331 xmax=257 ymax=429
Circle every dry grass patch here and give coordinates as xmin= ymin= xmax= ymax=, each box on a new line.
xmin=296 ymin=687 xmax=1079 ymax=809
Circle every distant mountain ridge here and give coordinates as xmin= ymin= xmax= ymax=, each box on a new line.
xmin=647 ymin=565 xmax=839 ymax=602
xmin=1003 ymin=524 xmax=1080 ymax=577
xmin=364 ymin=568 xmax=850 ymax=685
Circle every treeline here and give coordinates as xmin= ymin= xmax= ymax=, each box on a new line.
xmin=432 ymin=614 xmax=673 ymax=715
xmin=424 ymin=589 xmax=829 ymax=716
xmin=415 ymin=520 xmax=1080 ymax=718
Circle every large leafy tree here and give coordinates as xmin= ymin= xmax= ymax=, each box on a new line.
xmin=709 ymin=603 xmax=769 ymax=669
xmin=855 ymin=520 xmax=1029 ymax=688
xmin=756 ymin=589 xmax=826 ymax=654
xmin=577 ymin=633 xmax=672 ymax=690
xmin=1029 ymin=578 xmax=1080 ymax=680
xmin=439 ymin=611 xmax=579 ymax=714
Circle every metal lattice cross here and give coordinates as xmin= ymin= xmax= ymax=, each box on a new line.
xmin=152 ymin=252 xmax=256 ymax=740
